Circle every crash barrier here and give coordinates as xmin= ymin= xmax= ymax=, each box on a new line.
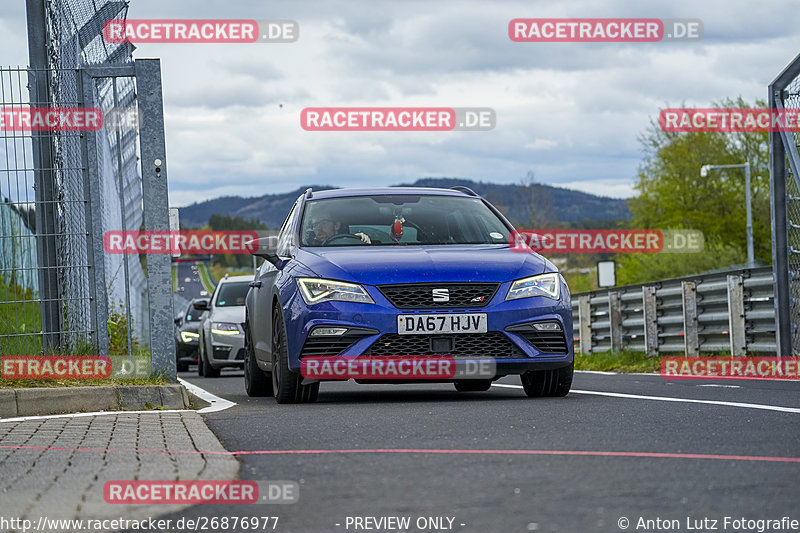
xmin=570 ymin=266 xmax=776 ymax=355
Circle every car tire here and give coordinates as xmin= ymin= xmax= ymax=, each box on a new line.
xmin=177 ymin=362 xmax=189 ymax=373
xmin=520 ymin=363 xmax=573 ymax=397
xmin=244 ymin=320 xmax=273 ymax=397
xmin=271 ymin=304 xmax=318 ymax=404
xmin=453 ymin=379 xmax=492 ymax=392
xmin=200 ymin=335 xmax=220 ymax=378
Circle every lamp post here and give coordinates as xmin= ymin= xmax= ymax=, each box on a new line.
xmin=700 ymin=162 xmax=754 ymax=268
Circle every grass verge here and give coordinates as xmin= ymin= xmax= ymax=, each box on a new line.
xmin=197 ymin=262 xmax=216 ymax=293
xmin=0 ymin=375 xmax=169 ymax=389
xmin=575 ymin=350 xmax=735 ymax=373
xmin=575 ymin=350 xmax=661 ymax=373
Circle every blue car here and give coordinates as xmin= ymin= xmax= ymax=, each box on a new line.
xmin=244 ymin=186 xmax=573 ymax=403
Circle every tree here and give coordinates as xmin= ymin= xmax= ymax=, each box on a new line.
xmin=205 ymin=214 xmax=268 ymax=269
xmin=512 ymin=171 xmax=557 ymax=228
xmin=619 ymin=98 xmax=770 ymax=284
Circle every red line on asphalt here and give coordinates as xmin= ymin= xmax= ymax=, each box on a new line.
xmin=1 ymin=445 xmax=799 ymax=463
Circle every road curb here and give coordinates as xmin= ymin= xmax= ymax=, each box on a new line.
xmin=1 ymin=384 xmax=191 ymax=417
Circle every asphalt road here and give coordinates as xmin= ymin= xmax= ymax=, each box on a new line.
xmin=162 ymin=369 xmax=800 ymax=533
xmin=174 ymin=260 xmax=210 ymax=302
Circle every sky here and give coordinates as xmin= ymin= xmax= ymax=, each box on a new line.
xmin=2 ymin=0 xmax=798 ymax=206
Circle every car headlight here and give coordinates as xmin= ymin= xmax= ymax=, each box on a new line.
xmin=506 ymin=272 xmax=561 ymax=300
xmin=211 ymin=322 xmax=240 ymax=335
xmin=180 ymin=331 xmax=200 ymax=343
xmin=297 ymin=277 xmax=375 ymax=305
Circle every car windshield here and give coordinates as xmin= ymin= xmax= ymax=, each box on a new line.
xmin=299 ymin=195 xmax=511 ymax=246
xmin=213 ymin=281 xmax=250 ymax=307
xmin=184 ymin=303 xmax=202 ymax=322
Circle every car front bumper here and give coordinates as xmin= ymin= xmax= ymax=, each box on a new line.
xmin=282 ymin=280 xmax=574 ymax=375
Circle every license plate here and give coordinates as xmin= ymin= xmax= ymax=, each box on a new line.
xmin=397 ymin=313 xmax=487 ymax=335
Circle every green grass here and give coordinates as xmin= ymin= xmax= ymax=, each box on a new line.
xmin=209 ymin=263 xmax=253 ymax=285
xmin=575 ymin=350 xmax=733 ymax=373
xmin=0 ymin=375 xmax=169 ymax=389
xmin=197 ymin=262 xmax=216 ymax=293
xmin=0 ymin=279 xmax=43 ymax=355
xmin=575 ymin=350 xmax=661 ymax=373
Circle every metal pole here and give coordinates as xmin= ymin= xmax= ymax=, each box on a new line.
xmin=768 ymin=87 xmax=793 ymax=356
xmin=744 ymin=162 xmax=754 ymax=268
xmin=135 ymin=59 xmax=176 ymax=379
xmin=25 ymin=0 xmax=61 ymax=350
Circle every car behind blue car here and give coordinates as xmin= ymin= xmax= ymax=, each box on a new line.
xmin=244 ymin=186 xmax=574 ymax=403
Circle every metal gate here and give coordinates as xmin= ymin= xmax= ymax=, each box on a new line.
xmin=0 ymin=0 xmax=175 ymax=376
xmin=769 ymin=52 xmax=800 ymax=356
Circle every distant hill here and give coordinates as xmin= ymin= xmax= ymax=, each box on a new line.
xmin=177 ymin=178 xmax=631 ymax=229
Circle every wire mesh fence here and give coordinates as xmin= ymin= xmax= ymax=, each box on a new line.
xmin=770 ymin=53 xmax=800 ymax=356
xmin=779 ymin=73 xmax=800 ymax=354
xmin=0 ymin=0 xmax=149 ymax=356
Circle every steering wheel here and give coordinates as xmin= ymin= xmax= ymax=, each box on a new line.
xmin=323 ymin=233 xmax=366 ymax=245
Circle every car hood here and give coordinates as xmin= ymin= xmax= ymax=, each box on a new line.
xmin=209 ymin=306 xmax=245 ymax=324
xmin=294 ymin=245 xmax=552 ymax=285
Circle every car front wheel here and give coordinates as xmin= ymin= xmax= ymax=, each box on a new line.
xmin=520 ymin=363 xmax=573 ymax=397
xmin=271 ymin=304 xmax=318 ymax=404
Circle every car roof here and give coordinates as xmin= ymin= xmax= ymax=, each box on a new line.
xmin=307 ymin=187 xmax=478 ymax=200
xmin=218 ymin=275 xmax=254 ymax=283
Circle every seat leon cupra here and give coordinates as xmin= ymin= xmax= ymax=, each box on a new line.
xmin=243 ymin=186 xmax=573 ymax=403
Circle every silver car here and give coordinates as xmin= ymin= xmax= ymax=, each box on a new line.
xmin=196 ymin=274 xmax=252 ymax=377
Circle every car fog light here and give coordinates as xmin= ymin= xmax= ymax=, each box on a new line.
xmin=532 ymin=321 xmax=562 ymax=331
xmin=310 ymin=327 xmax=348 ymax=336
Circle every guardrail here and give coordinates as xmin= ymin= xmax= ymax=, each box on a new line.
xmin=570 ymin=266 xmax=776 ymax=355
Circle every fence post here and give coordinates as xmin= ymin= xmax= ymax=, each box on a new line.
xmin=642 ymin=285 xmax=658 ymax=357
xmin=681 ymin=281 xmax=699 ymax=356
xmin=26 ymin=0 xmax=61 ymax=350
xmin=609 ymin=291 xmax=623 ymax=351
xmin=578 ymin=295 xmax=591 ymax=354
xmin=135 ymin=59 xmax=176 ymax=378
xmin=727 ymin=274 xmax=746 ymax=355
xmin=78 ymin=70 xmax=109 ymax=355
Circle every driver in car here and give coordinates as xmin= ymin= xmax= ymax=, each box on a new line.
xmin=309 ymin=217 xmax=371 ymax=245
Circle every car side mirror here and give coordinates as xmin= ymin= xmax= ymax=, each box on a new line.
xmin=174 ymin=317 xmax=181 ymax=325
xmin=247 ymin=236 xmax=287 ymax=268
xmin=193 ymin=299 xmax=209 ymax=311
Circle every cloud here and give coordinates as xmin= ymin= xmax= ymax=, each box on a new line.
xmin=2 ymin=0 xmax=796 ymax=207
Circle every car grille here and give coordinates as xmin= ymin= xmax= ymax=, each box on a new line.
xmin=515 ymin=330 xmax=569 ymax=354
xmin=377 ymin=282 xmax=500 ymax=309
xmin=362 ymin=332 xmax=524 ymax=358
xmin=299 ymin=334 xmax=365 ymax=357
